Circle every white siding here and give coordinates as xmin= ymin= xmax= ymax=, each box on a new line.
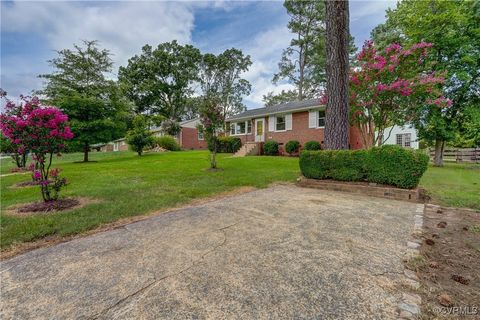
xmin=377 ymin=125 xmax=419 ymax=149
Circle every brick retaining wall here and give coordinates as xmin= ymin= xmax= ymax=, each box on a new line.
xmin=297 ymin=177 xmax=424 ymax=203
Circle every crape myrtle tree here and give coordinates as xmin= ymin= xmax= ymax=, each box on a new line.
xmin=196 ymin=53 xmax=237 ymax=169
xmin=0 ymin=94 xmax=35 ymax=168
xmin=372 ymin=0 xmax=480 ymax=166
xmin=39 ymin=40 xmax=128 ymax=162
xmin=0 ymin=96 xmax=74 ymax=201
xmin=347 ymin=41 xmax=450 ymax=150
xmin=324 ymin=0 xmax=350 ymax=150
xmin=118 ymin=41 xmax=202 ymax=132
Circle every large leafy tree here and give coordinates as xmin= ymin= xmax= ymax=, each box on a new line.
xmin=372 ymin=0 xmax=480 ymax=166
xmin=324 ymin=0 xmax=350 ymax=150
xmin=118 ymin=41 xmax=201 ymax=119
xmin=39 ymin=40 xmax=128 ymax=162
xmin=215 ymin=48 xmax=252 ymax=119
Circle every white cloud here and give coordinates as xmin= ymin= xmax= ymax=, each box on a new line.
xmin=2 ymin=1 xmax=195 ymax=71
xmin=241 ymin=25 xmax=293 ymax=108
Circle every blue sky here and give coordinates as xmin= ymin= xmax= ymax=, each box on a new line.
xmin=1 ymin=0 xmax=396 ymax=109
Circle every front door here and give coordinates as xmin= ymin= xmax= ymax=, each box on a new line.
xmin=255 ymin=118 xmax=265 ymax=142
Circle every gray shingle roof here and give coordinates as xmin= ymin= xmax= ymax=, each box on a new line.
xmin=226 ymin=98 xmax=322 ymax=121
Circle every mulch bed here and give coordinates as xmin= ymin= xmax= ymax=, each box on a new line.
xmin=17 ymin=199 xmax=80 ymax=214
xmin=415 ymin=205 xmax=480 ymax=319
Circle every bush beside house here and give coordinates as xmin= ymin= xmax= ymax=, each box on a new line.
xmin=299 ymin=145 xmax=429 ymax=189
xmin=285 ymin=140 xmax=300 ymax=155
xmin=304 ymin=141 xmax=321 ymax=151
xmin=208 ymin=136 xmax=242 ymax=153
xmin=264 ymin=140 xmax=279 ymax=156
xmin=154 ymin=136 xmax=180 ymax=151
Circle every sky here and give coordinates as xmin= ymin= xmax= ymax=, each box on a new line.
xmin=1 ymin=0 xmax=396 ymax=109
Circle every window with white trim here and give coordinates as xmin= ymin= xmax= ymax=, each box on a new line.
xmin=318 ymin=110 xmax=325 ymax=127
xmin=276 ymin=115 xmax=286 ymax=131
xmin=197 ymin=131 xmax=204 ymax=140
xmin=396 ymin=133 xmax=412 ymax=147
xmin=230 ymin=120 xmax=252 ymax=135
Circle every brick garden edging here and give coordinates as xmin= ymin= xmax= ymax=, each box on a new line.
xmin=397 ymin=203 xmax=425 ymax=319
xmin=297 ymin=176 xmax=424 ymax=203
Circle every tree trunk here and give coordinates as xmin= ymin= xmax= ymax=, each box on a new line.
xmin=433 ymin=139 xmax=444 ymax=167
xmin=83 ymin=142 xmax=89 ymax=162
xmin=324 ymin=0 xmax=350 ymax=150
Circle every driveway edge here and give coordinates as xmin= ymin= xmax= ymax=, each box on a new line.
xmin=397 ymin=203 xmax=425 ymax=319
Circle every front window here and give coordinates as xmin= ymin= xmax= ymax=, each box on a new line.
xmin=198 ymin=132 xmax=204 ymax=140
xmin=318 ymin=110 xmax=325 ymax=127
xmin=404 ymin=133 xmax=411 ymax=147
xmin=276 ymin=116 xmax=286 ymax=131
xmin=230 ymin=121 xmax=251 ymax=135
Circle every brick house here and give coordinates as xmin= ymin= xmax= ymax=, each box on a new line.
xmin=152 ymin=118 xmax=207 ymax=150
xmin=225 ymin=98 xmax=363 ymax=155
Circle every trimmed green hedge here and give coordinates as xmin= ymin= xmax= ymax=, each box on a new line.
xmin=264 ymin=140 xmax=279 ymax=156
xmin=208 ymin=136 xmax=242 ymax=153
xmin=299 ymin=145 xmax=429 ymax=189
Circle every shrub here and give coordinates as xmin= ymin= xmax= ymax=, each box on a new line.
xmin=154 ymin=135 xmax=180 ymax=151
xmin=264 ymin=140 xmax=279 ymax=156
xmin=299 ymin=145 xmax=429 ymax=189
xmin=304 ymin=140 xmax=321 ymax=151
xmin=208 ymin=136 xmax=242 ymax=153
xmin=285 ymin=140 xmax=300 ymax=155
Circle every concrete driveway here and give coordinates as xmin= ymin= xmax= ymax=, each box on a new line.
xmin=1 ymin=185 xmax=417 ymax=319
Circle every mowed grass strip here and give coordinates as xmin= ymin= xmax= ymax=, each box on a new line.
xmin=419 ymin=162 xmax=480 ymax=210
xmin=1 ymin=151 xmax=299 ymax=249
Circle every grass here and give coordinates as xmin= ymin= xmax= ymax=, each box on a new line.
xmin=1 ymin=151 xmax=299 ymax=249
xmin=1 ymin=151 xmax=478 ymax=251
xmin=419 ymin=162 xmax=480 ymax=210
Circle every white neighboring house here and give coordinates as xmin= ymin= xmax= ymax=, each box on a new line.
xmin=378 ymin=124 xmax=419 ymax=149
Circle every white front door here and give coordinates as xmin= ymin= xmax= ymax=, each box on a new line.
xmin=255 ymin=119 xmax=265 ymax=142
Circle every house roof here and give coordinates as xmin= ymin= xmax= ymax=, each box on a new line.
xmin=226 ymin=98 xmax=323 ymax=121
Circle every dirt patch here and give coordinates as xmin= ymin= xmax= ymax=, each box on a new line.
xmin=6 ymin=197 xmax=95 ymax=217
xmin=414 ymin=204 xmax=480 ymax=319
xmin=0 ymin=186 xmax=257 ymax=260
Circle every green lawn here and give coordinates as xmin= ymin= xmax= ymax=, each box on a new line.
xmin=1 ymin=151 xmax=478 ymax=251
xmin=0 ymin=151 xmax=299 ymax=249
xmin=420 ymin=162 xmax=480 ymax=210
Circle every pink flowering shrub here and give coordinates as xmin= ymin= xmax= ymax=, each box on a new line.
xmin=197 ymin=98 xmax=224 ymax=169
xmin=341 ymin=40 xmax=451 ymax=148
xmin=0 ymin=96 xmax=73 ymax=201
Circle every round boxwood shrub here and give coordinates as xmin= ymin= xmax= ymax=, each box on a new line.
xmin=263 ymin=140 xmax=279 ymax=156
xmin=208 ymin=136 xmax=242 ymax=153
xmin=285 ymin=140 xmax=300 ymax=155
xmin=154 ymin=135 xmax=180 ymax=151
xmin=304 ymin=140 xmax=321 ymax=151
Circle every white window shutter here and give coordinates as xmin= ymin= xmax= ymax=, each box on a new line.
xmin=268 ymin=116 xmax=275 ymax=132
xmin=286 ymin=113 xmax=292 ymax=130
xmin=308 ymin=110 xmax=317 ymax=128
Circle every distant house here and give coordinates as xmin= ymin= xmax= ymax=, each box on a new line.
xmin=152 ymin=118 xmax=207 ymax=150
xmin=99 ymin=118 xmax=207 ymax=152
xmin=225 ymin=98 xmax=364 ymax=154
xmin=377 ymin=125 xmax=419 ymax=149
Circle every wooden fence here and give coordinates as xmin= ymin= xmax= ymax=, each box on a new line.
xmin=428 ymin=148 xmax=480 ymax=163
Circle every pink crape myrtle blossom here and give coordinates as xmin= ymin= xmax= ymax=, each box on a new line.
xmin=0 ymin=96 xmax=73 ymax=202
xmin=319 ymin=40 xmax=450 ymax=149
